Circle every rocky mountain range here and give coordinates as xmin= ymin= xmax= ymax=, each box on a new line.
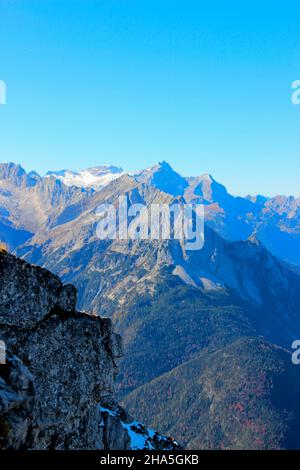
xmin=1 ymin=160 xmax=299 ymax=267
xmin=1 ymin=160 xmax=300 ymax=449
xmin=46 ymin=165 xmax=124 ymax=192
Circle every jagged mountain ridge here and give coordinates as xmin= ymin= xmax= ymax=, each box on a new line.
xmin=0 ymin=161 xmax=299 ymax=267
xmin=7 ymin=167 xmax=299 ymax=335
xmin=1 ymin=161 xmax=300 ymax=356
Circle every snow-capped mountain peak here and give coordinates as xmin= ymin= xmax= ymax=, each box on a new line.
xmin=45 ymin=165 xmax=124 ymax=191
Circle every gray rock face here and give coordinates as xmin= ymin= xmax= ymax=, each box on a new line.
xmin=0 ymin=253 xmax=77 ymax=329
xmin=0 ymin=251 xmax=180 ymax=450
xmin=0 ymin=351 xmax=34 ymax=449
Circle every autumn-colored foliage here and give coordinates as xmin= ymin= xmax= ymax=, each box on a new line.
xmin=0 ymin=242 xmax=8 ymax=253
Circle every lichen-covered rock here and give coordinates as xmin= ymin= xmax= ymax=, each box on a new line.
xmin=0 ymin=351 xmax=34 ymax=449
xmin=0 ymin=252 xmax=180 ymax=449
xmin=0 ymin=253 xmax=77 ymax=329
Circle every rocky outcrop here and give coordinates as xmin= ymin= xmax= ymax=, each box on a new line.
xmin=0 ymin=251 xmax=180 ymax=450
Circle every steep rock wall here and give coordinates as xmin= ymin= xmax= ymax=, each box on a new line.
xmin=0 ymin=251 xmax=179 ymax=450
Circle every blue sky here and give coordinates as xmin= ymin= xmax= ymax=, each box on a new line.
xmin=0 ymin=0 xmax=299 ymax=196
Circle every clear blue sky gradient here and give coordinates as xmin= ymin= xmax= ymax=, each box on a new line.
xmin=0 ymin=0 xmax=299 ymax=196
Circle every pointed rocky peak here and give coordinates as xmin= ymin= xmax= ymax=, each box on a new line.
xmin=27 ymin=170 xmax=41 ymax=187
xmin=0 ymin=162 xmax=39 ymax=188
xmin=0 ymin=162 xmax=26 ymax=180
xmin=134 ymin=161 xmax=188 ymax=197
xmin=186 ymin=172 xmax=229 ymax=203
xmin=247 ymin=232 xmax=262 ymax=246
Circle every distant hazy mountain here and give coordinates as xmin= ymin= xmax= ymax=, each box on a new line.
xmin=184 ymin=172 xmax=300 ymax=268
xmin=1 ymin=160 xmax=300 ymax=449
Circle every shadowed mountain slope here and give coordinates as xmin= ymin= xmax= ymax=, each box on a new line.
xmin=124 ymin=337 xmax=300 ymax=449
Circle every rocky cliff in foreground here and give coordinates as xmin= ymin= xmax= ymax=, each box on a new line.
xmin=0 ymin=251 xmax=180 ymax=450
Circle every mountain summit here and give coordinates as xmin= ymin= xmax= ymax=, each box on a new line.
xmin=134 ymin=161 xmax=188 ymax=196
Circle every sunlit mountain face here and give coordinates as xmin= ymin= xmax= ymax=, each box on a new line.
xmin=1 ymin=161 xmax=299 ymax=267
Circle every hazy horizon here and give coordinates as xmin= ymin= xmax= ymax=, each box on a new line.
xmin=1 ymin=158 xmax=298 ymax=199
